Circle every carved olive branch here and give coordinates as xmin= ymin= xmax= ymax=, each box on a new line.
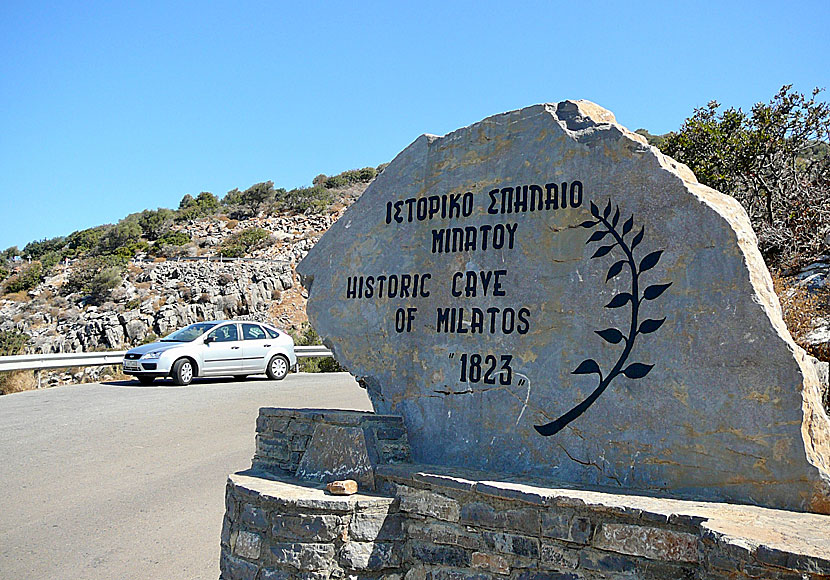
xmin=535 ymin=199 xmax=671 ymax=437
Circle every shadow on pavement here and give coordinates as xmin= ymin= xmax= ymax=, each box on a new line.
xmin=101 ymin=375 xmax=275 ymax=388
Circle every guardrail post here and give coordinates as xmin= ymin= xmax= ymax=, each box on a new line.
xmin=36 ymin=369 xmax=41 ymax=389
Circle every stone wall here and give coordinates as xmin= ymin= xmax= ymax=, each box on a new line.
xmin=252 ymin=408 xmax=411 ymax=484
xmin=221 ymin=409 xmax=830 ymax=580
xmin=222 ymin=473 xmax=404 ymax=580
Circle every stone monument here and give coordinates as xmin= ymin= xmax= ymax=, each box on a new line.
xmin=298 ymin=100 xmax=830 ymax=513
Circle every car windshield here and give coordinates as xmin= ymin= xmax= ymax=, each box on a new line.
xmin=161 ymin=322 xmax=219 ymax=342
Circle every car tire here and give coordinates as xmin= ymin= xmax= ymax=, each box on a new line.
xmin=266 ymin=354 xmax=289 ymax=381
xmin=137 ymin=376 xmax=155 ymax=385
xmin=233 ymin=375 xmax=248 ymax=381
xmin=171 ymin=358 xmax=194 ymax=386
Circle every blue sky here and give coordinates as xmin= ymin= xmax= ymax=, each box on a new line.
xmin=1 ymin=1 xmax=828 ymax=251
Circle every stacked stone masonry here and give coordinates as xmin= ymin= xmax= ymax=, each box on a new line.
xmin=252 ymin=408 xmax=412 ymax=480
xmin=222 ymin=409 xmax=830 ymax=580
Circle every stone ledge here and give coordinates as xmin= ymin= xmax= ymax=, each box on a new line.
xmin=258 ymin=407 xmax=405 ymax=425
xmin=230 ymin=470 xmax=395 ymax=511
xmin=223 ymin=466 xmax=830 ymax=579
xmin=375 ymin=463 xmax=830 ymax=575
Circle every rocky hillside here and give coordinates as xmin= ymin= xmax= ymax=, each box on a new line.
xmin=0 ymin=206 xmax=356 ymax=355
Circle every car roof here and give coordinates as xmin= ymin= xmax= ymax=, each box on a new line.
xmin=201 ymin=320 xmax=279 ymax=328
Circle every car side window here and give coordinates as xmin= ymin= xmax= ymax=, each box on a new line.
xmin=265 ymin=327 xmax=280 ymax=339
xmin=242 ymin=324 xmax=266 ymax=340
xmin=208 ymin=324 xmax=238 ymax=342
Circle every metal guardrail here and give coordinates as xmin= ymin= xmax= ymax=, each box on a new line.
xmin=130 ymin=255 xmax=291 ymax=266
xmin=0 ymin=345 xmax=334 ymax=373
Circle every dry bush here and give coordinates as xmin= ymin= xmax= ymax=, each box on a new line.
xmin=225 ymin=219 xmax=239 ymax=229
xmin=773 ymin=272 xmax=830 ymax=361
xmin=4 ymin=291 xmax=30 ymax=302
xmin=0 ymin=371 xmax=37 ymax=395
xmin=99 ymin=365 xmax=131 ymax=382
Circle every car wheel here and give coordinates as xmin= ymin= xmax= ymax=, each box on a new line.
xmin=137 ymin=376 xmax=155 ymax=385
xmin=171 ymin=358 xmax=194 ymax=386
xmin=266 ymin=355 xmax=289 ymax=381
xmin=233 ymin=375 xmax=248 ymax=381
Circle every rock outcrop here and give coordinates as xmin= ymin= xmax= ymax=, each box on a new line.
xmin=300 ymin=101 xmax=830 ymax=512
xmin=1 ymin=260 xmax=292 ymax=354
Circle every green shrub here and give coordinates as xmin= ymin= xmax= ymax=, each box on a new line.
xmin=177 ymin=192 xmax=220 ymax=221
xmin=95 ymin=220 xmax=142 ymax=257
xmin=289 ymin=324 xmax=344 ymax=373
xmin=133 ymin=208 xmax=175 ymax=240
xmin=156 ymin=231 xmax=191 ymax=247
xmin=323 ymin=175 xmax=349 ymax=189
xmin=219 ymin=227 xmax=271 ymax=258
xmin=65 ymin=228 xmax=104 ymax=257
xmin=64 ymin=257 xmax=126 ymax=304
xmin=23 ymin=236 xmax=65 ymax=261
xmin=38 ymin=250 xmax=63 ymax=271
xmin=0 ymin=330 xmax=28 ymax=356
xmin=4 ymin=262 xmax=43 ymax=294
xmin=0 ymin=246 xmax=20 ymax=261
xmin=222 ymin=182 xmax=279 ymax=218
xmin=323 ymin=167 xmax=377 ymax=189
xmin=279 ymin=186 xmax=334 ymax=214
xmin=661 ymin=86 xmax=830 ymax=268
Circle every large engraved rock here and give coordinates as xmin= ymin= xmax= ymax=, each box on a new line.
xmin=298 ymin=101 xmax=830 ymax=513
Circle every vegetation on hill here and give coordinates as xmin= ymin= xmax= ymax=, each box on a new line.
xmin=0 ymin=165 xmax=384 ymax=301
xmin=657 ymin=86 xmax=830 ymax=270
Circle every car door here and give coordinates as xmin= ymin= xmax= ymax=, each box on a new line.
xmin=241 ymin=323 xmax=270 ymax=373
xmin=202 ymin=323 xmax=244 ymax=375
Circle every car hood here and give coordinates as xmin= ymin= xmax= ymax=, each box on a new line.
xmin=126 ymin=341 xmax=191 ymax=356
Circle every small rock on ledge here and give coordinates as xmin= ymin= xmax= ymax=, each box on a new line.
xmin=326 ymin=479 xmax=358 ymax=495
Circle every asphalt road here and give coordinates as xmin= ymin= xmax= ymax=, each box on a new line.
xmin=0 ymin=372 xmax=372 ymax=580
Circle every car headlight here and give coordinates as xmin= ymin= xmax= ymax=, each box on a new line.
xmin=142 ymin=351 xmax=163 ymax=360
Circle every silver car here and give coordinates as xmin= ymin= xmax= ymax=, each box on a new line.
xmin=122 ymin=320 xmax=297 ymax=385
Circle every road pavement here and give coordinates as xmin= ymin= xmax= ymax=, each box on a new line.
xmin=0 ymin=372 xmax=372 ymax=580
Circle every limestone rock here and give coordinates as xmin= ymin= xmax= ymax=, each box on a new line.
xmin=326 ymin=480 xmax=358 ymax=495
xmin=298 ymin=101 xmax=830 ymax=513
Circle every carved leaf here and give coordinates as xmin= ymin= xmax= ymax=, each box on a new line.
xmin=579 ymin=220 xmax=598 ymax=228
xmin=605 ymin=293 xmax=632 ymax=308
xmin=622 ymin=363 xmax=653 ymax=379
xmin=639 ymin=250 xmax=663 ymax=273
xmin=606 ymin=259 xmax=627 ymax=281
xmin=573 ymin=359 xmax=601 ymax=375
xmin=643 ymin=283 xmax=672 ymax=300
xmin=592 ymin=244 xmax=616 ymax=258
xmin=622 ymin=215 xmax=634 ymax=236
xmin=631 ymin=227 xmax=644 ymax=250
xmin=595 ymin=328 xmax=625 ymax=344
xmin=611 ymin=206 xmax=620 ymax=227
xmin=590 ymin=201 xmax=600 ymax=218
xmin=587 ymin=230 xmax=609 ymax=243
xmin=638 ymin=318 xmax=666 ymax=334
xmin=603 ymin=199 xmax=612 ymax=219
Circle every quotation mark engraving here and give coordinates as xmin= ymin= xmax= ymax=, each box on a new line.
xmin=535 ymin=199 xmax=672 ymax=437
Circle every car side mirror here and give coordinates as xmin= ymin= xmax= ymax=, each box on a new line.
xmin=204 ymin=336 xmax=214 ymax=344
